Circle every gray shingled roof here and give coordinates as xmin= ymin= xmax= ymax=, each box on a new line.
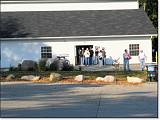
xmin=1 ymin=9 xmax=157 ymax=38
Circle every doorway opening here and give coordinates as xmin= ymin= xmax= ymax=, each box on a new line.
xmin=75 ymin=45 xmax=93 ymax=65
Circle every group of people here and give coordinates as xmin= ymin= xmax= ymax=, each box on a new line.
xmin=123 ymin=49 xmax=147 ymax=72
xmin=78 ymin=47 xmax=147 ymax=71
xmin=78 ymin=47 xmax=107 ymax=66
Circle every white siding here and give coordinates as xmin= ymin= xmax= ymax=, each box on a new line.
xmin=1 ymin=36 xmax=152 ymax=68
xmin=1 ymin=2 xmax=138 ymax=12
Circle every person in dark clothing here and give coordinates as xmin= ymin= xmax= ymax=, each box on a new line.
xmin=89 ymin=47 xmax=94 ymax=65
xmin=79 ymin=48 xmax=85 ymax=65
xmin=95 ymin=48 xmax=99 ymax=64
xmin=78 ymin=48 xmax=81 ymax=65
xmin=102 ymin=48 xmax=106 ymax=65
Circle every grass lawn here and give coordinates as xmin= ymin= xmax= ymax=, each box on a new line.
xmin=1 ymin=70 xmax=147 ymax=82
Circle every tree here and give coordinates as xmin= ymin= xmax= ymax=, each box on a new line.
xmin=139 ymin=0 xmax=158 ymax=62
xmin=139 ymin=0 xmax=158 ymax=29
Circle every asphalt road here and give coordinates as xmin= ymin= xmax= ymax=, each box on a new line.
xmin=1 ymin=82 xmax=158 ymax=118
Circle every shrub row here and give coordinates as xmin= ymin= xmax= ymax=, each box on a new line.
xmin=9 ymin=59 xmax=74 ymax=71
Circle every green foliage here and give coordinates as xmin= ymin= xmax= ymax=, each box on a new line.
xmin=139 ymin=0 xmax=158 ymax=29
xmin=139 ymin=0 xmax=158 ymax=62
xmin=38 ymin=59 xmax=47 ymax=71
xmin=49 ymin=61 xmax=58 ymax=71
xmin=9 ymin=66 xmax=14 ymax=71
xmin=17 ymin=63 xmax=21 ymax=71
xmin=49 ymin=61 xmax=74 ymax=71
xmin=63 ymin=64 xmax=74 ymax=71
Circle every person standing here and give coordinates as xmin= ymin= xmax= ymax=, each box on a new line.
xmin=138 ymin=50 xmax=147 ymax=71
xmin=123 ymin=49 xmax=131 ymax=72
xmin=98 ymin=50 xmax=103 ymax=67
xmin=102 ymin=48 xmax=106 ymax=65
xmin=95 ymin=48 xmax=99 ymax=65
xmin=84 ymin=48 xmax=90 ymax=66
xmin=79 ymin=48 xmax=85 ymax=65
xmin=89 ymin=47 xmax=94 ymax=65
xmin=78 ymin=48 xmax=81 ymax=65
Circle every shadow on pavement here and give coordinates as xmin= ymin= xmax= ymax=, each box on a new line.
xmin=0 ymin=83 xmax=158 ymax=118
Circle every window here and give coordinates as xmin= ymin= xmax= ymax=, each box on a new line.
xmin=41 ymin=46 xmax=52 ymax=58
xmin=129 ymin=44 xmax=139 ymax=56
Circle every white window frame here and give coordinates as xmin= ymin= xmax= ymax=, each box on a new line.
xmin=41 ymin=46 xmax=52 ymax=59
xmin=129 ymin=44 xmax=139 ymax=56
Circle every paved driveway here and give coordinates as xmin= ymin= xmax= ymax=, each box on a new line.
xmin=1 ymin=82 xmax=158 ymax=118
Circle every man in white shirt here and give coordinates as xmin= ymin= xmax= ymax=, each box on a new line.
xmin=98 ymin=50 xmax=103 ymax=67
xmin=84 ymin=48 xmax=90 ymax=66
xmin=138 ymin=50 xmax=147 ymax=71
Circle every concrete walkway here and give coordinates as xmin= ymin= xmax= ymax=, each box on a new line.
xmin=75 ymin=64 xmax=142 ymax=71
xmin=1 ymin=82 xmax=158 ymax=118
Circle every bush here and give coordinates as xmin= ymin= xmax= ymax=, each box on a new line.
xmin=17 ymin=63 xmax=21 ymax=71
xmin=38 ymin=59 xmax=47 ymax=71
xmin=63 ymin=64 xmax=74 ymax=71
xmin=21 ymin=60 xmax=37 ymax=71
xmin=9 ymin=66 xmax=18 ymax=71
xmin=9 ymin=66 xmax=14 ymax=71
xmin=62 ymin=60 xmax=74 ymax=71
xmin=49 ymin=58 xmax=63 ymax=71
xmin=49 ymin=61 xmax=58 ymax=71
xmin=49 ymin=59 xmax=74 ymax=71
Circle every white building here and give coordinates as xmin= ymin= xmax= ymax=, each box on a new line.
xmin=1 ymin=0 xmax=157 ymax=68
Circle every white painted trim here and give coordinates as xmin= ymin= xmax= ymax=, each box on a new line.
xmin=1 ymin=2 xmax=139 ymax=12
xmin=2 ymin=1 xmax=138 ymax=4
xmin=0 ymin=34 xmax=157 ymax=40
